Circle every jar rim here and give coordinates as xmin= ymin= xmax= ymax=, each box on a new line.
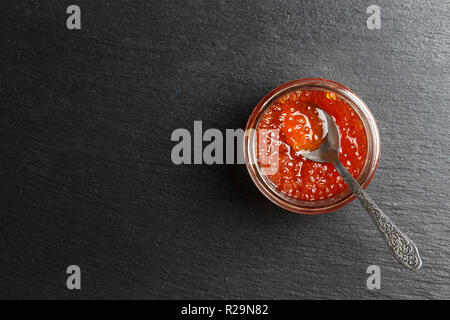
xmin=244 ymin=78 xmax=381 ymax=214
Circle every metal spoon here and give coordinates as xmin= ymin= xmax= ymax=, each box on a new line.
xmin=299 ymin=110 xmax=422 ymax=271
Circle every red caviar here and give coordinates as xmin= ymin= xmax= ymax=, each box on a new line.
xmin=257 ymin=90 xmax=367 ymax=201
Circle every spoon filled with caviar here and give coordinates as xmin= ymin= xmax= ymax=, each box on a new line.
xmin=296 ymin=107 xmax=422 ymax=271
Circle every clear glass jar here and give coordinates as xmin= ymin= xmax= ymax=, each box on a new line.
xmin=244 ymin=78 xmax=380 ymax=214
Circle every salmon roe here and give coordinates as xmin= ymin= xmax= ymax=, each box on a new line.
xmin=257 ymin=90 xmax=367 ymax=201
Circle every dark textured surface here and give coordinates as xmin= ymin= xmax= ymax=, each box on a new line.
xmin=1 ymin=0 xmax=449 ymax=299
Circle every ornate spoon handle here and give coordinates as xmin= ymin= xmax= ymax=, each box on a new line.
xmin=333 ymin=160 xmax=422 ymax=271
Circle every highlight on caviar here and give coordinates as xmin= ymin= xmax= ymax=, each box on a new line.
xmin=256 ymin=128 xmax=280 ymax=176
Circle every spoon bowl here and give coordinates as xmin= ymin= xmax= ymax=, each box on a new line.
xmin=298 ymin=111 xmax=340 ymax=164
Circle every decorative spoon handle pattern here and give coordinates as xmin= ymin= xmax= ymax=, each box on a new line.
xmin=334 ymin=160 xmax=422 ymax=271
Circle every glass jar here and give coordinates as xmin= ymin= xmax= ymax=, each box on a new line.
xmin=244 ymin=78 xmax=380 ymax=214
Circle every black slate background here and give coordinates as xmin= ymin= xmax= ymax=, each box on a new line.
xmin=1 ymin=0 xmax=449 ymax=299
